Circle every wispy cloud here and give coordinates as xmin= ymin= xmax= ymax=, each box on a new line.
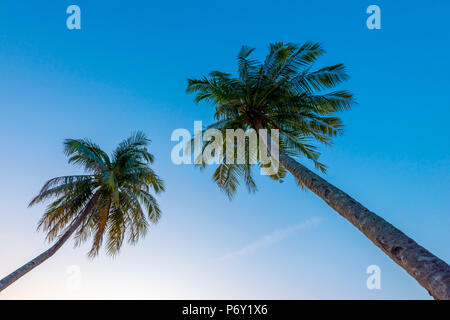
xmin=218 ymin=217 xmax=321 ymax=261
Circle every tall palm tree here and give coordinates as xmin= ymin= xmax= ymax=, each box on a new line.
xmin=0 ymin=132 xmax=164 ymax=292
xmin=186 ymin=42 xmax=450 ymax=299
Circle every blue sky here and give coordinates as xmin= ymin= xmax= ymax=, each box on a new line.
xmin=0 ymin=0 xmax=449 ymax=299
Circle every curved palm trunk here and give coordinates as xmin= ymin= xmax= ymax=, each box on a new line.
xmin=254 ymin=122 xmax=450 ymax=299
xmin=277 ymin=151 xmax=450 ymax=299
xmin=0 ymin=193 xmax=99 ymax=292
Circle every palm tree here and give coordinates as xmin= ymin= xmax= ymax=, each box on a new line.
xmin=186 ymin=42 xmax=450 ymax=299
xmin=0 ymin=132 xmax=164 ymax=292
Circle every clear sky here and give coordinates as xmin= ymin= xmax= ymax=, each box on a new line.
xmin=0 ymin=0 xmax=449 ymax=299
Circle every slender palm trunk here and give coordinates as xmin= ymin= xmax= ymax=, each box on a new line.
xmin=277 ymin=152 xmax=450 ymax=299
xmin=256 ymin=125 xmax=450 ymax=299
xmin=0 ymin=193 xmax=99 ymax=292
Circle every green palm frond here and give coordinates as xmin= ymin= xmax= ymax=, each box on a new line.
xmin=187 ymin=42 xmax=355 ymax=198
xmin=64 ymin=139 xmax=110 ymax=173
xmin=30 ymin=131 xmax=164 ymax=257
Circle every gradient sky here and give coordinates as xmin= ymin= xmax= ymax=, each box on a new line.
xmin=0 ymin=1 xmax=449 ymax=299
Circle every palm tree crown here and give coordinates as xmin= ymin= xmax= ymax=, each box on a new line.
xmin=186 ymin=42 xmax=355 ymax=197
xmin=29 ymin=131 xmax=165 ymax=257
xmin=185 ymin=42 xmax=450 ymax=299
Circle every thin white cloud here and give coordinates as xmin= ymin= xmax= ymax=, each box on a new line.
xmin=219 ymin=217 xmax=321 ymax=261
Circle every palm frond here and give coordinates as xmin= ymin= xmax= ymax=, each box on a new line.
xmin=32 ymin=132 xmax=164 ymax=256
xmin=186 ymin=42 xmax=354 ymax=197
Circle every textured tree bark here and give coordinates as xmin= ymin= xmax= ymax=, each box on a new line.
xmin=255 ymin=124 xmax=450 ymax=299
xmin=279 ymin=152 xmax=450 ymax=299
xmin=0 ymin=193 xmax=99 ymax=292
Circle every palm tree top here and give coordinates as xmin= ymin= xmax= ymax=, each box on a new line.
xmin=186 ymin=42 xmax=355 ymax=198
xmin=29 ymin=131 xmax=165 ymax=257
